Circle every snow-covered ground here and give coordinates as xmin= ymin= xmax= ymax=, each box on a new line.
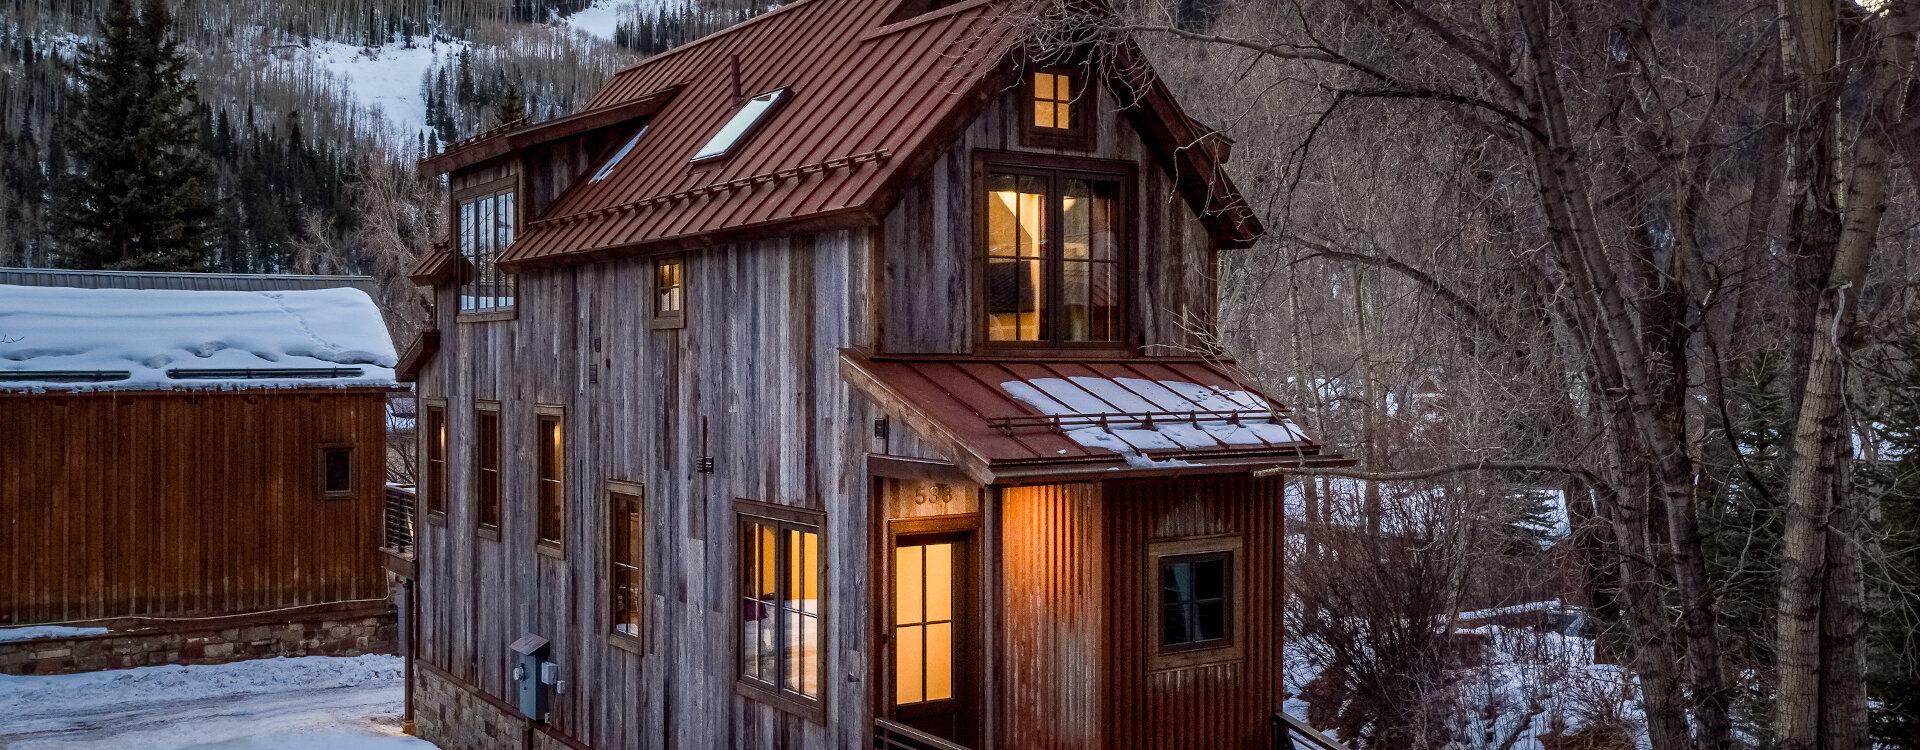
xmin=0 ymin=655 xmax=434 ymax=749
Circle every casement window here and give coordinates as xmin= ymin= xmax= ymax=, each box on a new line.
xmin=737 ymin=504 xmax=823 ymax=713
xmin=536 ymin=407 xmax=565 ymax=552
xmin=608 ymin=482 xmax=644 ymax=644
xmin=693 ymin=89 xmax=789 ymax=164
xmin=1023 ymin=68 xmax=1093 ymax=148
xmin=424 ymin=404 xmax=447 ymax=518
xmin=652 ymin=255 xmax=685 ymax=329
xmin=1148 ymin=536 xmax=1245 ymax=671
xmin=475 ymin=404 xmax=501 ymax=533
xmin=458 ymin=185 xmax=516 ymax=313
xmin=983 ymin=165 xmax=1126 ymax=347
xmin=320 ymin=445 xmax=354 ymax=499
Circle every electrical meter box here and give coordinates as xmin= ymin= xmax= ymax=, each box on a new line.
xmin=508 ymin=633 xmax=551 ymax=722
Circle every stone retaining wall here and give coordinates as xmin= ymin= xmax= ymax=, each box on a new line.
xmin=0 ymin=603 xmax=396 ymax=676
xmin=415 ymin=663 xmax=584 ymax=750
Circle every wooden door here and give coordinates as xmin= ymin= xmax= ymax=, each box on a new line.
xmin=890 ymin=532 xmax=977 ymax=745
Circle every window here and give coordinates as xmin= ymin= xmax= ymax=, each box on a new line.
xmin=608 ymin=483 xmax=644 ymax=642
xmin=536 ymin=409 xmax=565 ymax=551
xmin=425 ymin=405 xmax=447 ymax=517
xmin=738 ymin=506 xmax=823 ymax=712
xmin=1023 ymin=68 xmax=1092 ymax=148
xmin=694 ymin=89 xmax=788 ymax=163
xmin=475 ymin=405 xmax=501 ymax=532
xmin=591 ymin=126 xmax=648 ymax=183
xmin=894 ymin=539 xmax=955 ymax=707
xmin=1147 ymin=536 xmax=1243 ymax=671
xmin=1032 ymin=71 xmax=1077 ymax=131
xmin=984 ymin=166 xmax=1124 ymax=346
xmin=652 ymin=255 xmax=685 ymax=329
xmin=458 ymin=186 xmax=516 ymax=313
xmin=320 ymin=445 xmax=354 ymax=498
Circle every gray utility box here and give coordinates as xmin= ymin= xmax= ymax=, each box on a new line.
xmin=509 ymin=633 xmax=551 ymax=722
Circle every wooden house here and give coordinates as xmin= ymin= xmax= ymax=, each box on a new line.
xmin=0 ymin=269 xmax=402 ymax=670
xmin=403 ymin=1 xmax=1342 ymax=748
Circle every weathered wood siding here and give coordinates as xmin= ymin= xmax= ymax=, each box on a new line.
xmin=1103 ymin=474 xmax=1287 ymax=750
xmin=418 ymin=228 xmax=891 ymax=750
xmin=880 ymin=81 xmax=1220 ymax=355
xmin=0 ymin=390 xmax=390 ymax=625
xmin=997 ymin=483 xmax=1106 ymax=750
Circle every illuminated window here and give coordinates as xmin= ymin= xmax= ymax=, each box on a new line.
xmin=424 ymin=405 xmax=446 ymax=517
xmin=739 ymin=510 xmax=822 ymax=707
xmin=591 ymin=126 xmax=648 ymax=183
xmin=653 ymin=255 xmax=685 ymax=329
xmin=608 ymin=485 xmax=643 ymax=639
xmin=459 ymin=188 xmax=515 ymax=313
xmin=536 ymin=409 xmax=565 ymax=550
xmin=1032 ymin=71 xmax=1076 ymax=131
xmin=985 ymin=168 xmax=1123 ymax=346
xmin=694 ymin=89 xmax=787 ymax=162
xmin=320 ymin=445 xmax=354 ymax=498
xmin=894 ymin=540 xmax=956 ymax=706
xmin=475 ymin=405 xmax=501 ymax=531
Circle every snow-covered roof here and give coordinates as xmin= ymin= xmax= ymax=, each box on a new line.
xmin=0 ymin=284 xmax=399 ymax=393
xmin=1001 ymin=376 xmax=1310 ymax=468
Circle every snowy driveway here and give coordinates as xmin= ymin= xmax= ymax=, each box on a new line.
xmin=0 ymin=655 xmax=436 ymax=749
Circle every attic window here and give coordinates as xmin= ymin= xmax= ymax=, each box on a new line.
xmin=591 ymin=126 xmax=648 ymax=183
xmin=692 ymin=89 xmax=787 ymax=162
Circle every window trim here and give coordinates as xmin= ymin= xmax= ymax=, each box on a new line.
xmin=650 ymin=254 xmax=687 ymax=330
xmin=1146 ymin=534 xmax=1244 ymax=672
xmin=423 ymin=400 xmax=448 ymax=524
xmin=973 ymin=150 xmax=1136 ymax=353
xmin=1020 ymin=66 xmax=1096 ymax=150
xmin=605 ymin=480 xmax=646 ymax=653
xmin=453 ymin=176 xmax=520 ymax=321
xmin=474 ymin=401 xmax=503 ymax=540
xmin=733 ymin=499 xmax=828 ymax=722
xmin=534 ymin=404 xmax=566 ymax=557
xmin=690 ymin=87 xmax=794 ymax=169
xmin=318 ymin=443 xmax=356 ymax=500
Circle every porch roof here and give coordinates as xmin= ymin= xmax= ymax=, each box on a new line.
xmin=842 ymin=351 xmax=1344 ymax=485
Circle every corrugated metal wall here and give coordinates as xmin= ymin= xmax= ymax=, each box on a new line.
xmin=999 ymin=483 xmax=1106 ymax=750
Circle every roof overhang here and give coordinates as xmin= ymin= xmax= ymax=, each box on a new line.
xmin=395 ymin=329 xmax=440 ymax=383
xmin=419 ymin=85 xmax=682 ymax=176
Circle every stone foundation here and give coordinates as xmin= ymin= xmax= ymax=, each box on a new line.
xmin=0 ymin=602 xmax=396 ymax=676
xmin=415 ymin=662 xmax=585 ymax=750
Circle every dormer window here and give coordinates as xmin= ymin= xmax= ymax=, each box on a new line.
xmin=458 ymin=184 xmax=516 ymax=314
xmin=693 ymin=89 xmax=788 ymax=163
xmin=1024 ymin=69 xmax=1092 ymax=148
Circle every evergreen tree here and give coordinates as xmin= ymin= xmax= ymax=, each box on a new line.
xmin=51 ymin=0 xmax=216 ymax=271
xmin=495 ymin=82 xmax=525 ymax=127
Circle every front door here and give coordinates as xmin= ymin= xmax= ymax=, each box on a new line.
xmin=891 ymin=532 xmax=975 ymax=745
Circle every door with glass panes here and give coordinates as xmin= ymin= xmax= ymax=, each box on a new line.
xmin=890 ymin=531 xmax=976 ymax=744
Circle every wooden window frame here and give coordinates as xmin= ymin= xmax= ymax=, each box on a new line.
xmin=1020 ymin=66 xmax=1096 ymax=151
xmin=318 ymin=443 xmax=356 ymax=500
xmin=424 ymin=400 xmax=448 ymax=523
xmin=973 ymin=150 xmax=1136 ymax=354
xmin=474 ymin=401 xmax=502 ymax=540
xmin=606 ymin=480 xmax=646 ymax=653
xmin=733 ymin=499 xmax=828 ymax=722
xmin=453 ymin=176 xmax=520 ymax=322
xmin=650 ymin=254 xmax=687 ymax=330
xmin=535 ymin=404 xmax=566 ymax=557
xmin=883 ymin=514 xmax=981 ymax=724
xmin=1146 ymin=534 xmax=1244 ymax=672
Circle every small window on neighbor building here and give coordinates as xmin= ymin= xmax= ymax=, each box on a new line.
xmin=653 ymin=255 xmax=685 ymax=328
xmin=591 ymin=126 xmax=648 ymax=183
xmin=321 ymin=445 xmax=354 ymax=498
xmin=693 ymin=89 xmax=787 ymax=162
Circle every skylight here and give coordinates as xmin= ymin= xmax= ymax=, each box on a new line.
xmin=591 ymin=126 xmax=648 ymax=183
xmin=693 ymin=89 xmax=786 ymax=162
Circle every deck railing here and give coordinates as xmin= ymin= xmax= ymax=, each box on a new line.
xmin=873 ymin=719 xmax=971 ymax=750
xmin=1272 ymin=712 xmax=1352 ymax=750
xmin=383 ymin=485 xmax=416 ymax=557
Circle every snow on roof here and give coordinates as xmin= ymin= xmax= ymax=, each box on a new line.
xmin=1000 ymin=376 xmax=1309 ymax=468
xmin=0 ymin=284 xmax=399 ymax=393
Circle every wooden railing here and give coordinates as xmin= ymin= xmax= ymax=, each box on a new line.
xmin=1272 ymin=712 xmax=1352 ymax=750
xmin=873 ymin=719 xmax=971 ymax=750
xmin=383 ymin=485 xmax=416 ymax=558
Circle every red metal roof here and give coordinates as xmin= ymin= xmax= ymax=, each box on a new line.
xmin=843 ymin=352 xmax=1335 ymax=483
xmin=483 ymin=0 xmax=1262 ymax=268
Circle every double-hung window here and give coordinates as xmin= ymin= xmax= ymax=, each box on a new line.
xmin=458 ymin=185 xmax=516 ymax=313
xmin=984 ymin=165 xmax=1126 ymax=347
xmin=738 ymin=505 xmax=823 ymax=712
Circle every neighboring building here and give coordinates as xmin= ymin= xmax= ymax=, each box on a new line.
xmin=403 ymin=1 xmax=1343 ymax=748
xmin=0 ymin=269 xmax=402 ymax=674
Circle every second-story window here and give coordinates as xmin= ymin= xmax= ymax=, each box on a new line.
xmin=984 ymin=167 xmax=1124 ymax=346
xmin=459 ymin=187 xmax=515 ymax=313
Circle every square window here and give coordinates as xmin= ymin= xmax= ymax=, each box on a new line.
xmin=1023 ymin=68 xmax=1093 ymax=148
xmin=1148 ymin=536 xmax=1244 ymax=670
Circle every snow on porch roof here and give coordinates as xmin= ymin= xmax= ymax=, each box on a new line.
xmin=842 ymin=352 xmax=1340 ymax=484
xmin=0 ymin=284 xmax=399 ymax=393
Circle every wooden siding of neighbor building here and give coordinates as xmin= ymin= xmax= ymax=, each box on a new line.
xmin=1104 ymin=474 xmax=1287 ymax=750
xmin=418 ymin=228 xmax=891 ymax=750
xmin=881 ymin=82 xmax=1219 ymax=355
xmin=0 ymin=391 xmax=389 ymax=625
xmin=998 ymin=483 xmax=1107 ymax=750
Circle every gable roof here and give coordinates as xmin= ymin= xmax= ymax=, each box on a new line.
xmin=434 ymin=0 xmax=1260 ymax=271
xmin=0 ymin=283 xmax=399 ymax=393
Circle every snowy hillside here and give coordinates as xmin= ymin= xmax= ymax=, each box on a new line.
xmin=289 ymin=38 xmax=470 ymax=143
